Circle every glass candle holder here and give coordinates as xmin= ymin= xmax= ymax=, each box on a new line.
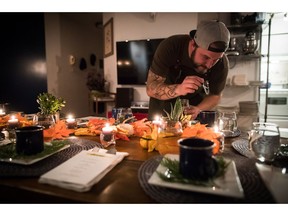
xmin=66 ymin=116 xmax=76 ymax=129
xmin=8 ymin=116 xmax=19 ymax=130
xmin=100 ymin=124 xmax=116 ymax=147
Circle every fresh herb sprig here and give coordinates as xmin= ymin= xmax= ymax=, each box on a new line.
xmin=0 ymin=140 xmax=70 ymax=160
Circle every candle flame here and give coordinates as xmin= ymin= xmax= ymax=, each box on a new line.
xmin=67 ymin=114 xmax=74 ymax=119
xmin=154 ymin=115 xmax=160 ymax=121
xmin=10 ymin=115 xmax=16 ymax=120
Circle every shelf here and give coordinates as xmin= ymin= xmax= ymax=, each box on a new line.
xmin=225 ymin=84 xmax=262 ymax=88
xmin=227 ymin=23 xmax=264 ymax=33
xmin=227 ymin=53 xmax=262 ymax=59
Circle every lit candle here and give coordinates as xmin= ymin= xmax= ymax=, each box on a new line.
xmin=8 ymin=115 xmax=19 ymax=129
xmin=214 ymin=125 xmax=219 ymax=133
xmin=66 ymin=115 xmax=76 ymax=129
xmin=0 ymin=109 xmax=5 ymax=116
xmin=152 ymin=115 xmax=162 ymax=126
xmin=212 ymin=126 xmax=224 ymax=153
xmin=100 ymin=123 xmax=115 ymax=147
xmin=102 ymin=123 xmax=113 ymax=134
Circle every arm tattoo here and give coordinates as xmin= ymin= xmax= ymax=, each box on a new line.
xmin=147 ymin=71 xmax=178 ymax=100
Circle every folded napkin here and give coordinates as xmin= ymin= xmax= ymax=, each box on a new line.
xmin=256 ymin=163 xmax=288 ymax=203
xmin=39 ymin=149 xmax=129 ymax=192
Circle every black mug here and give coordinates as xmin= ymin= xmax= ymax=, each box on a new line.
xmin=197 ymin=110 xmax=217 ymax=127
xmin=178 ymin=137 xmax=218 ymax=180
xmin=15 ymin=126 xmax=44 ymax=155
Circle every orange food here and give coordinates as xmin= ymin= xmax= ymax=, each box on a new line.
xmin=115 ymin=132 xmax=130 ymax=141
xmin=43 ymin=120 xmax=74 ymax=141
xmin=131 ymin=118 xmax=153 ymax=137
xmin=181 ymin=123 xmax=221 ymax=154
xmin=87 ymin=118 xmax=115 ymax=135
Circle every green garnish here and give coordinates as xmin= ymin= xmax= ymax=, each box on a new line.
xmin=0 ymin=139 xmax=70 ymax=160
xmin=157 ymin=157 xmax=230 ymax=187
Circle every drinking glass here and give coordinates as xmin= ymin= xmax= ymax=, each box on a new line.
xmin=217 ymin=111 xmax=237 ymax=136
xmin=181 ymin=99 xmax=190 ymax=115
xmin=249 ymin=122 xmax=280 ymax=164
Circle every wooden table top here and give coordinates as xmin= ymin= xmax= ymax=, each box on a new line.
xmin=0 ymin=133 xmax=279 ymax=203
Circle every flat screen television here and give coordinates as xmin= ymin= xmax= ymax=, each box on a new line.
xmin=116 ymin=38 xmax=164 ymax=85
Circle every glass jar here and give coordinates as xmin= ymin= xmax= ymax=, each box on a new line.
xmin=35 ymin=113 xmax=56 ymax=129
xmin=157 ymin=119 xmax=183 ymax=154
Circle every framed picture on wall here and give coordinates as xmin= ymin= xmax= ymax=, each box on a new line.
xmin=103 ymin=18 xmax=114 ymax=58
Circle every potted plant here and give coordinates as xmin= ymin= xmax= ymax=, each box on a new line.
xmin=36 ymin=93 xmax=66 ymax=128
xmin=162 ymin=97 xmax=183 ymax=136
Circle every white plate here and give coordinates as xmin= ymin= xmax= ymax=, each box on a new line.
xmin=76 ymin=116 xmax=107 ymax=127
xmin=256 ymin=163 xmax=288 ymax=203
xmin=148 ymin=154 xmax=244 ymax=199
xmin=0 ymin=145 xmax=70 ymax=165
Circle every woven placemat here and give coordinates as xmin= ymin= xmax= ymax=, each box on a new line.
xmin=0 ymin=137 xmax=103 ymax=177
xmin=138 ymin=152 xmax=275 ymax=203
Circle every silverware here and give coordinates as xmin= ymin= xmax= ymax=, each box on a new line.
xmin=107 ymin=145 xmax=117 ymax=155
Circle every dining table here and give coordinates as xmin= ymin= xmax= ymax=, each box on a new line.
xmin=0 ymin=129 xmax=286 ymax=204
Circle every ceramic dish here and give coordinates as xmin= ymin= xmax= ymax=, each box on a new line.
xmin=148 ymin=154 xmax=244 ymax=198
xmin=0 ymin=144 xmax=70 ymax=165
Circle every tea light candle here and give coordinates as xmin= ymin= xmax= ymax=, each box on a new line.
xmin=66 ymin=115 xmax=76 ymax=129
xmin=8 ymin=115 xmax=19 ymax=129
xmin=0 ymin=109 xmax=5 ymax=116
xmin=214 ymin=126 xmax=224 ymax=153
xmin=100 ymin=123 xmax=115 ymax=147
xmin=213 ymin=125 xmax=219 ymax=133
xmin=102 ymin=123 xmax=113 ymax=134
xmin=152 ymin=116 xmax=162 ymax=126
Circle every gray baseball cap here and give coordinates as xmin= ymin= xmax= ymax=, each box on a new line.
xmin=190 ymin=20 xmax=230 ymax=53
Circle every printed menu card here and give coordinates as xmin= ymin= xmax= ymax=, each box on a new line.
xmin=39 ymin=150 xmax=128 ymax=192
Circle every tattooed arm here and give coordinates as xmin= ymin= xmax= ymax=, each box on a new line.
xmin=146 ymin=70 xmax=204 ymax=100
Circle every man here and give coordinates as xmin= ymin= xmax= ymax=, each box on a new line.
xmin=146 ymin=20 xmax=230 ymax=120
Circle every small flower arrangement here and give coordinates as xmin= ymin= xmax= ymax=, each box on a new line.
xmin=36 ymin=93 xmax=66 ymax=115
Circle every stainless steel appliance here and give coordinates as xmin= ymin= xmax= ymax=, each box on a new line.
xmin=259 ymin=89 xmax=288 ymax=130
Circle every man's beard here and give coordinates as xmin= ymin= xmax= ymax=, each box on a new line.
xmin=190 ymin=48 xmax=209 ymax=74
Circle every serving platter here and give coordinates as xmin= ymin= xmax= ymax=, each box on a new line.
xmin=148 ymin=154 xmax=244 ymax=198
xmin=76 ymin=116 xmax=107 ymax=127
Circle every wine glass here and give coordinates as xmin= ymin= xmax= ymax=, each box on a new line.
xmin=181 ymin=99 xmax=190 ymax=115
xmin=217 ymin=111 xmax=238 ymax=137
xmin=249 ymin=122 xmax=280 ymax=164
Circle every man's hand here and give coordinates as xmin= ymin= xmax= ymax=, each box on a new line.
xmin=183 ymin=105 xmax=201 ymax=120
xmin=175 ymin=76 xmax=204 ymax=96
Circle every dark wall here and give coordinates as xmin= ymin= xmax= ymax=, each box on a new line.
xmin=0 ymin=13 xmax=47 ymax=114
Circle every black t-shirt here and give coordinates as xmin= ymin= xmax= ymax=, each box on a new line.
xmin=148 ymin=34 xmax=229 ymax=120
